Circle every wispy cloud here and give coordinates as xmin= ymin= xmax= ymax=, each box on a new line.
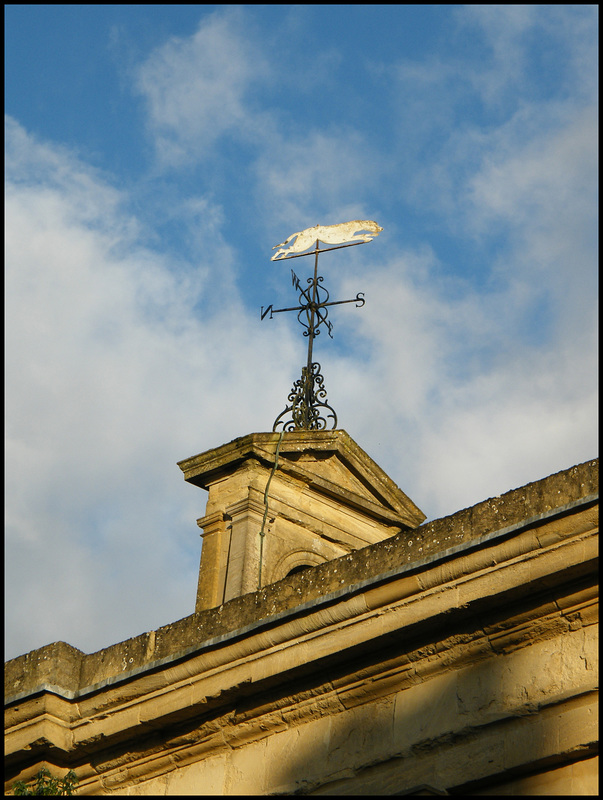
xmin=135 ymin=7 xmax=270 ymax=167
xmin=5 ymin=117 xmax=298 ymax=656
xmin=253 ymin=128 xmax=382 ymax=229
xmin=133 ymin=6 xmax=382 ymax=228
xmin=331 ymin=246 xmax=596 ymax=519
xmin=5 ymin=5 xmax=597 ymax=660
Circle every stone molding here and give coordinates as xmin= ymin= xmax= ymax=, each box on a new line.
xmin=5 ymin=485 xmax=598 ymax=703
xmin=4 ymin=458 xmax=598 ymax=795
xmin=5 ymin=504 xmax=598 ymax=793
xmin=178 ymin=430 xmax=426 ymax=528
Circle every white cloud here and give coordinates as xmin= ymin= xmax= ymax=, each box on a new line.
xmin=135 ymin=7 xmax=270 ymax=166
xmin=5 ymin=117 xmax=298 ymax=658
xmin=328 ymin=75 xmax=598 ymax=516
xmin=328 ymin=6 xmax=598 ymax=518
xmin=134 ymin=6 xmax=382 ymax=232
xmin=469 ymin=105 xmax=597 ymax=239
xmin=5 ymin=5 xmax=597 ymax=661
xmin=253 ymin=128 xmax=383 ymax=229
xmin=385 ymin=6 xmax=598 ymax=226
xmin=328 ymin=243 xmax=597 ymax=521
xmin=455 ymin=4 xmax=538 ymax=107
xmin=131 ymin=3 xmax=388 ymax=237
xmin=413 ymin=340 xmax=597 ymax=516
xmin=464 ymin=103 xmax=598 ymax=357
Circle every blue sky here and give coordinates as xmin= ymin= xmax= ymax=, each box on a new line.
xmin=5 ymin=5 xmax=598 ymax=660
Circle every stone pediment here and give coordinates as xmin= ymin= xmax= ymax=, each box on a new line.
xmin=178 ymin=429 xmax=425 ymax=530
xmin=178 ymin=430 xmax=426 ymax=611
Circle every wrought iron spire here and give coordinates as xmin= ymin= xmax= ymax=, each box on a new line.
xmin=261 ymin=220 xmax=382 ymax=432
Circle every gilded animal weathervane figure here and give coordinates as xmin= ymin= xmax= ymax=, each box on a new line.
xmin=262 ymin=220 xmax=383 ymax=431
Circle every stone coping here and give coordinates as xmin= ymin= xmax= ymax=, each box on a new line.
xmin=5 ymin=459 xmax=598 ymax=703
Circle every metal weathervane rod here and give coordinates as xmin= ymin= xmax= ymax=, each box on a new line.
xmin=261 ymin=219 xmax=382 ymax=432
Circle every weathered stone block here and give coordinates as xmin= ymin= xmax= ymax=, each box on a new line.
xmin=163 ymin=755 xmax=227 ymax=796
xmin=393 ymin=671 xmax=459 ymax=753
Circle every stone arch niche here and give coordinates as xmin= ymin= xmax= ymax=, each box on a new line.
xmin=177 ymin=430 xmax=425 ymax=613
xmin=271 ymin=549 xmax=329 ymax=584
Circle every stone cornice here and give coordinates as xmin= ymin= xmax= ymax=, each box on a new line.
xmin=177 ymin=429 xmax=426 ymax=527
xmin=5 ymin=458 xmax=598 ymax=704
xmin=5 ymin=500 xmax=597 ymax=708
xmin=4 ymin=457 xmax=598 ymax=796
xmin=4 ymin=513 xmax=597 ymax=787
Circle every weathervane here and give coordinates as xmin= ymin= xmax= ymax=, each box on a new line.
xmin=262 ymin=220 xmax=382 ymax=431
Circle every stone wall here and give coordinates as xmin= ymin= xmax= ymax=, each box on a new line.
xmin=4 ymin=458 xmax=598 ymax=795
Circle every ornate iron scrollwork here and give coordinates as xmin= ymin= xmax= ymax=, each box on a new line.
xmin=272 ymin=362 xmax=337 ymax=432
